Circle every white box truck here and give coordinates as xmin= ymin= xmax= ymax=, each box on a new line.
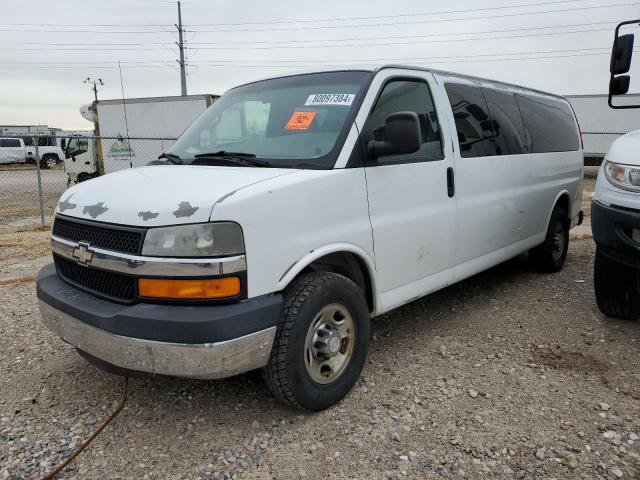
xmin=65 ymin=94 xmax=218 ymax=183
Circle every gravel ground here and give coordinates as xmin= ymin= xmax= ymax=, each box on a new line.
xmin=2 ymin=180 xmax=639 ymax=480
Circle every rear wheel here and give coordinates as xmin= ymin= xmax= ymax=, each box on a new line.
xmin=262 ymin=272 xmax=370 ymax=411
xmin=530 ymin=206 xmax=569 ymax=273
xmin=594 ymin=248 xmax=640 ymax=320
xmin=40 ymin=154 xmax=58 ymax=169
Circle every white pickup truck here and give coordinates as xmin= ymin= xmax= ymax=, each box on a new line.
xmin=0 ymin=137 xmax=32 ymax=164
xmin=37 ymin=65 xmax=583 ymax=410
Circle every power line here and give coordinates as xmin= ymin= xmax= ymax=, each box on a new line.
xmin=179 ymin=26 xmax=616 ymax=50
xmin=0 ymin=47 xmax=630 ymax=69
xmin=0 ymin=28 xmax=170 ymax=34
xmin=0 ymin=25 xmax=616 ymax=52
xmin=182 ymin=2 xmax=638 ymax=33
xmin=0 ymin=2 xmax=634 ymax=35
xmin=0 ymin=20 xmax=618 ymax=47
xmin=186 ymin=0 xmax=593 ymax=26
xmin=0 ymin=0 xmax=586 ymax=27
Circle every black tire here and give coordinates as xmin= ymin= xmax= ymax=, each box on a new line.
xmin=530 ymin=206 xmax=569 ymax=273
xmin=594 ymin=248 xmax=640 ymax=320
xmin=262 ymin=272 xmax=370 ymax=411
xmin=40 ymin=154 xmax=58 ymax=169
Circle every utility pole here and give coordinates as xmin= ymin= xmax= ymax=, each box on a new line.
xmin=176 ymin=1 xmax=187 ymax=96
xmin=83 ymin=77 xmax=104 ymax=101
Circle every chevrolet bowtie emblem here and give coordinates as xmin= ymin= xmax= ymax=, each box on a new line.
xmin=72 ymin=242 xmax=94 ymax=266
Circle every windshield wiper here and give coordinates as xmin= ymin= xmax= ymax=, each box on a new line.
xmin=158 ymin=152 xmax=183 ymax=164
xmin=193 ymin=151 xmax=271 ymax=167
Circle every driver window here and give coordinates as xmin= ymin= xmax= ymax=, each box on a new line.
xmin=368 ymin=79 xmax=443 ymax=163
xmin=199 ymin=101 xmax=271 ymax=148
xmin=67 ymin=138 xmax=88 ymax=156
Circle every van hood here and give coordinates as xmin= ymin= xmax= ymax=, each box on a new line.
xmin=606 ymin=130 xmax=640 ymax=167
xmin=55 ymin=165 xmax=298 ymax=226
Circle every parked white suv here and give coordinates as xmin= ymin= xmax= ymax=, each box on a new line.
xmin=0 ymin=137 xmax=32 ymax=164
xmin=37 ymin=65 xmax=584 ymax=410
xmin=22 ymin=135 xmax=65 ymax=169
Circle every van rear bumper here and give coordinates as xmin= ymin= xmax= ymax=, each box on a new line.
xmin=591 ymin=200 xmax=640 ymax=270
xmin=36 ymin=264 xmax=282 ymax=379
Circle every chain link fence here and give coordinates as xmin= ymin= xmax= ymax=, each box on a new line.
xmin=0 ymin=134 xmax=176 ymax=231
xmin=0 ymin=131 xmax=631 ymax=231
xmin=582 ymin=132 xmax=626 ymax=167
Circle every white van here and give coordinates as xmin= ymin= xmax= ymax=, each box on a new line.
xmin=37 ymin=65 xmax=583 ymax=410
xmin=0 ymin=137 xmax=31 ymax=164
xmin=592 ymin=19 xmax=640 ymax=320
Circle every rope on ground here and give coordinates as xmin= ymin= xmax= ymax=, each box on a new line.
xmin=37 ymin=376 xmax=129 ymax=480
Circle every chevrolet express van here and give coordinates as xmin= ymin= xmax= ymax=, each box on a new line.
xmin=37 ymin=65 xmax=583 ymax=410
xmin=592 ymin=19 xmax=640 ymax=320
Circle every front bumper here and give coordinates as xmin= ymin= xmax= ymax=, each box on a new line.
xmin=591 ymin=200 xmax=640 ymax=269
xmin=37 ymin=264 xmax=282 ymax=379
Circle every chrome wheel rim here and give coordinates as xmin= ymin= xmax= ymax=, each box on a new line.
xmin=46 ymin=158 xmax=56 ymax=168
xmin=551 ymin=222 xmax=566 ymax=261
xmin=304 ymin=303 xmax=355 ymax=384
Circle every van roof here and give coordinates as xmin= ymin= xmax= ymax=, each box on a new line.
xmin=233 ymin=64 xmax=567 ymax=101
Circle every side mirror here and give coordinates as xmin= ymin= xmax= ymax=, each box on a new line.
xmin=368 ymin=111 xmax=421 ymax=158
xmin=610 ymin=75 xmax=631 ymax=95
xmin=608 ymin=20 xmax=640 ymax=109
xmin=611 ymin=33 xmax=634 ymax=75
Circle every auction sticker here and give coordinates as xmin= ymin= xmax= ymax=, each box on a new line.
xmin=305 ymin=93 xmax=355 ymax=106
xmin=285 ymin=111 xmax=317 ymax=130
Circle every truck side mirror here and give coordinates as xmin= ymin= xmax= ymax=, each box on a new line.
xmin=611 ymin=33 xmax=634 ymax=75
xmin=610 ymin=75 xmax=631 ymax=95
xmin=368 ymin=111 xmax=421 ymax=158
xmin=608 ymin=20 xmax=640 ymax=109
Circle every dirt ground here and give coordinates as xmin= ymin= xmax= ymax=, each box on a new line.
xmin=2 ymin=178 xmax=639 ymax=480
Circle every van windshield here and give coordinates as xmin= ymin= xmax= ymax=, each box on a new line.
xmin=168 ymin=71 xmax=371 ymax=169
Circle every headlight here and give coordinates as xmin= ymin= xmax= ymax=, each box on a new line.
xmin=604 ymin=161 xmax=640 ymax=192
xmin=142 ymin=222 xmax=244 ymax=257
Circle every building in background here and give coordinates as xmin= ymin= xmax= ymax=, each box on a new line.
xmin=0 ymin=125 xmax=61 ymax=136
xmin=566 ymin=94 xmax=640 ymax=166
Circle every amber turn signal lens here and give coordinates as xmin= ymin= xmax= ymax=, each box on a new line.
xmin=138 ymin=277 xmax=241 ymax=299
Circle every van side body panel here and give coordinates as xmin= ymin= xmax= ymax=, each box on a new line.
xmin=432 ymin=72 xmax=583 ymax=284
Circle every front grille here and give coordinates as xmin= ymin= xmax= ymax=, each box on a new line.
xmin=54 ymin=254 xmax=136 ymax=302
xmin=52 ymin=216 xmax=144 ymax=255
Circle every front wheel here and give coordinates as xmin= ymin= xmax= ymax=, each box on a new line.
xmin=262 ymin=272 xmax=370 ymax=411
xmin=594 ymin=248 xmax=640 ymax=320
xmin=40 ymin=155 xmax=58 ymax=169
xmin=530 ymin=206 xmax=569 ymax=273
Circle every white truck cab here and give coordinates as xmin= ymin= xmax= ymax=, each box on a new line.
xmin=37 ymin=65 xmax=584 ymax=410
xmin=592 ymin=19 xmax=640 ymax=320
xmin=0 ymin=137 xmax=31 ymax=164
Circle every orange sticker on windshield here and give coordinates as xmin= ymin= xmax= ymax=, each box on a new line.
xmin=285 ymin=111 xmax=317 ymax=130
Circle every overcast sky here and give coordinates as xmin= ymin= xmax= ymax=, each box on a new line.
xmin=1 ymin=0 xmax=638 ymax=129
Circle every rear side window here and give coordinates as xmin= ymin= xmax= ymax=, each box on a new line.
xmin=445 ymin=83 xmax=495 ymax=158
xmin=515 ymin=94 xmax=579 ymax=153
xmin=38 ymin=136 xmax=55 ymax=147
xmin=482 ymin=88 xmax=528 ymax=155
xmin=367 ymin=79 xmax=443 ymax=163
xmin=22 ymin=136 xmax=34 ymax=146
xmin=0 ymin=139 xmax=20 ymax=147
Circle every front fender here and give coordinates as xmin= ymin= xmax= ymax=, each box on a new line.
xmin=276 ymin=242 xmax=379 ymax=315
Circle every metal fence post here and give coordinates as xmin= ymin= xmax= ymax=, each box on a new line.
xmin=33 ymin=135 xmax=45 ymax=226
